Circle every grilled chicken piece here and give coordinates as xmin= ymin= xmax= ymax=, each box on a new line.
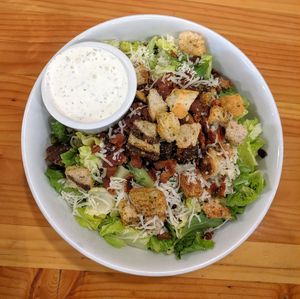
xmin=118 ymin=199 xmax=139 ymax=225
xmin=65 ymin=166 xmax=93 ymax=190
xmin=176 ymin=123 xmax=201 ymax=149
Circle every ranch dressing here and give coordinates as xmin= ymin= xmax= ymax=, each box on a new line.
xmin=45 ymin=46 xmax=129 ymax=123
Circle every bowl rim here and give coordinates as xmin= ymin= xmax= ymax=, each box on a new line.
xmin=21 ymin=14 xmax=284 ymax=276
xmin=41 ymin=41 xmax=137 ymax=132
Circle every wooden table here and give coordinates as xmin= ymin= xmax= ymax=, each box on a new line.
xmin=0 ymin=0 xmax=299 ymax=298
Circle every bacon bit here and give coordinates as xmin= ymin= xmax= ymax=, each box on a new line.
xmin=124 ymin=179 xmax=133 ymax=193
xmin=209 ymin=182 xmax=218 ymax=196
xmin=110 ymin=134 xmax=126 ymax=148
xmin=218 ymin=180 xmax=226 ymax=197
xmin=131 ymin=155 xmax=143 ymax=169
xmin=157 ymin=232 xmax=172 ymax=240
xmin=91 ymin=145 xmax=101 ymax=154
xmin=207 ymin=130 xmax=217 ymax=144
xmin=103 ymin=177 xmax=110 ymax=189
xmin=154 ymin=160 xmax=177 ymax=183
xmin=106 ymin=166 xmax=117 ymax=178
xmin=198 ymin=130 xmax=206 ymax=150
xmin=217 ymin=126 xmax=225 ymax=142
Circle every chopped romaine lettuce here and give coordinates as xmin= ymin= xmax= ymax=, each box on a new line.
xmin=194 ymin=54 xmax=213 ymax=79
xmin=99 ymin=218 xmax=124 ymax=237
xmin=174 ymin=233 xmax=214 ymax=258
xmin=227 ymin=171 xmax=265 ymax=207
xmin=119 ymin=40 xmax=139 ymax=53
xmin=45 ymin=168 xmax=65 ymax=193
xmin=128 ymin=164 xmax=154 ymax=187
xmin=219 ymin=86 xmax=238 ymax=97
xmin=103 ymin=234 xmax=127 ymax=248
xmin=148 ymin=236 xmax=174 ymax=253
xmin=155 ymin=36 xmax=178 ymax=54
xmin=114 ymin=166 xmax=130 ymax=179
xmin=78 ymin=146 xmax=101 ymax=173
xmin=86 ymin=187 xmax=115 ymax=216
xmin=50 ymin=120 xmax=69 ymax=143
xmin=75 ymin=207 xmax=105 ymax=230
xmin=76 ymin=132 xmax=101 ymax=146
xmin=60 ymin=148 xmax=78 ymax=167
xmin=117 ymin=228 xmax=150 ymax=249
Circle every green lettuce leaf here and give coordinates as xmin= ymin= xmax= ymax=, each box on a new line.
xmin=174 ymin=232 xmax=214 ymax=258
xmin=103 ymin=234 xmax=127 ymax=248
xmin=75 ymin=132 xmax=101 ymax=146
xmin=128 ymin=164 xmax=154 ymax=187
xmin=148 ymin=236 xmax=174 ymax=253
xmin=99 ymin=218 xmax=124 ymax=237
xmin=117 ymin=228 xmax=150 ymax=249
xmin=75 ymin=207 xmax=105 ymax=230
xmin=179 ymin=213 xmax=223 ymax=238
xmin=156 ymin=36 xmax=178 ymax=54
xmin=194 ymin=54 xmax=213 ymax=79
xmin=227 ymin=171 xmax=265 ymax=207
xmin=79 ymin=146 xmax=101 ymax=173
xmin=45 ymin=168 xmax=65 ymax=193
xmin=60 ymin=148 xmax=78 ymax=167
xmin=50 ymin=120 xmax=69 ymax=143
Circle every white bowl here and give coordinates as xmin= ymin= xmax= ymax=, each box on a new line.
xmin=41 ymin=41 xmax=137 ymax=133
xmin=22 ymin=15 xmax=283 ymax=276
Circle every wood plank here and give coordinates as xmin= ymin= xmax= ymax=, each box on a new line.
xmin=0 ymin=267 xmax=298 ymax=299
xmin=0 ymin=224 xmax=299 ymax=284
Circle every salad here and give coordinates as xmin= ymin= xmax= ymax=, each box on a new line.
xmin=45 ymin=31 xmax=267 ymax=258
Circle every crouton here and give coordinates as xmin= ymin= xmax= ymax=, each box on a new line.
xmin=118 ymin=199 xmax=139 ymax=225
xmin=128 ymin=133 xmax=160 ymax=155
xmin=65 ymin=166 xmax=93 ymax=190
xmin=208 ymin=105 xmax=230 ymax=125
xmin=147 ymin=89 xmax=168 ymax=121
xmin=166 ymin=89 xmax=199 ymax=119
xmin=135 ymin=64 xmax=149 ymax=85
xmin=200 ymin=89 xmax=217 ymax=106
xmin=225 ymin=120 xmax=247 ymax=145
xmin=202 ymin=199 xmax=231 ymax=219
xmin=133 ymin=120 xmax=157 ymax=138
xmin=178 ymin=31 xmax=206 ymax=56
xmin=200 ymin=148 xmax=221 ymax=179
xmin=157 ymin=112 xmax=180 ymax=142
xmin=135 ymin=90 xmax=147 ymax=103
xmin=220 ymin=94 xmax=246 ymax=118
xmin=180 ymin=174 xmax=203 ymax=198
xmin=176 ymin=123 xmax=201 ymax=149
xmin=129 ymin=187 xmax=167 ymax=220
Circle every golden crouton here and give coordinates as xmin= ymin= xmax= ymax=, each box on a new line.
xmin=147 ymin=89 xmax=168 ymax=121
xmin=200 ymin=89 xmax=217 ymax=105
xmin=200 ymin=148 xmax=222 ymax=179
xmin=129 ymin=187 xmax=167 ymax=220
xmin=65 ymin=166 xmax=93 ymax=190
xmin=202 ymin=199 xmax=231 ymax=219
xmin=225 ymin=120 xmax=247 ymax=145
xmin=157 ymin=112 xmax=180 ymax=142
xmin=178 ymin=31 xmax=206 ymax=56
xmin=135 ymin=90 xmax=147 ymax=103
xmin=220 ymin=94 xmax=246 ymax=118
xmin=166 ymin=89 xmax=199 ymax=119
xmin=207 ymin=105 xmax=230 ymax=125
xmin=128 ymin=133 xmax=160 ymax=155
xmin=176 ymin=123 xmax=201 ymax=149
xmin=180 ymin=174 xmax=203 ymax=198
xmin=135 ymin=64 xmax=149 ymax=85
xmin=118 ymin=199 xmax=139 ymax=225
xmin=133 ymin=120 xmax=157 ymax=138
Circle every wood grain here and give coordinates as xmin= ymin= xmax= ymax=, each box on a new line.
xmin=1 ymin=267 xmax=299 ymax=299
xmin=0 ymin=0 xmax=299 ymax=297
